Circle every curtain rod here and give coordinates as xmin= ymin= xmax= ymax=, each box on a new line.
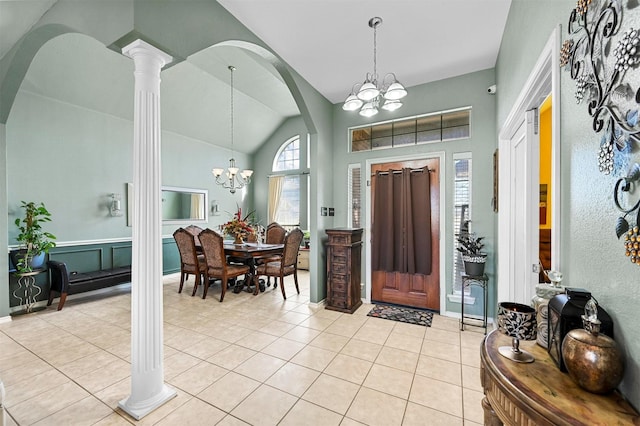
xmin=267 ymin=171 xmax=310 ymax=178
xmin=371 ymin=167 xmax=433 ymax=176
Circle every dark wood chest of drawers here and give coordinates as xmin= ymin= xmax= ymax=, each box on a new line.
xmin=326 ymin=228 xmax=363 ymax=313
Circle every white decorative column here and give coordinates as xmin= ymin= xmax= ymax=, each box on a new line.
xmin=119 ymin=39 xmax=175 ymax=420
xmin=1 ymin=377 xmax=6 ymax=426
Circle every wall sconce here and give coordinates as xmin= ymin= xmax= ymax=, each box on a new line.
xmin=211 ymin=200 xmax=220 ymax=216
xmin=109 ymin=193 xmax=123 ymax=217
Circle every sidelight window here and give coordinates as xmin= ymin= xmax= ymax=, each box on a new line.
xmin=348 ymin=164 xmax=362 ymax=228
xmin=453 ymin=154 xmax=472 ymax=294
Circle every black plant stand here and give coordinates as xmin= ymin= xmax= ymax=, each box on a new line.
xmin=459 ymin=273 xmax=488 ymax=334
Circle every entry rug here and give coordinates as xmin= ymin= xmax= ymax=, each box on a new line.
xmin=367 ymin=304 xmax=433 ymax=327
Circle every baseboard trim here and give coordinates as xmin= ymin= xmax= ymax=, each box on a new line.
xmin=308 ymin=299 xmax=326 ymax=309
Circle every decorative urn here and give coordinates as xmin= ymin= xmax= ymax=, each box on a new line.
xmin=561 ymin=298 xmax=624 ymax=394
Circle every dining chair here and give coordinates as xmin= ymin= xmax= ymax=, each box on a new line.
xmin=265 ymin=222 xmax=287 ymax=244
xmin=259 ymin=222 xmax=287 ymax=288
xmin=256 ymin=228 xmax=303 ymax=299
xmin=184 ymin=224 xmax=204 ymax=246
xmin=198 ymin=228 xmax=250 ymax=301
xmin=173 ymin=228 xmax=207 ymax=295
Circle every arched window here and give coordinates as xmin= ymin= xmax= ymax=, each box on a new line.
xmin=269 ymin=137 xmax=302 ymax=226
xmin=273 ymin=137 xmax=300 ymax=171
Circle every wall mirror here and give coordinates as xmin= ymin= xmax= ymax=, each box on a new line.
xmin=127 ymin=184 xmax=208 ymax=225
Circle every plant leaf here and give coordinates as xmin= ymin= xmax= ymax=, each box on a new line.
xmin=616 ymin=216 xmax=630 ymax=239
xmin=627 ymin=109 xmax=639 ymax=127
xmin=613 ymin=83 xmax=633 ymax=102
xmin=628 ymin=163 xmax=640 ymax=181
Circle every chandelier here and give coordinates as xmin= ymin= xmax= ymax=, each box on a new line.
xmin=343 ymin=17 xmax=408 ymax=117
xmin=212 ymin=65 xmax=253 ymax=194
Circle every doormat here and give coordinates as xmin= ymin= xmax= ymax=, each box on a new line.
xmin=367 ymin=304 xmax=434 ymax=327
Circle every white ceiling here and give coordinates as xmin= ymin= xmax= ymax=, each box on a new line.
xmin=218 ymin=0 xmax=512 ymax=103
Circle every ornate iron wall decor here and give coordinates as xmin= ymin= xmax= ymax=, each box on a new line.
xmin=562 ymin=0 xmax=640 ymax=175
xmin=614 ymin=163 xmax=640 ymax=264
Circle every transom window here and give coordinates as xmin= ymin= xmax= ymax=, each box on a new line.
xmin=350 ymin=108 xmax=471 ymax=152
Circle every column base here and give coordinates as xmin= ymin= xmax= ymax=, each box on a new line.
xmin=118 ymin=384 xmax=176 ymax=420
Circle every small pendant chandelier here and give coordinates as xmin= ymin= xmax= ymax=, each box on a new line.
xmin=212 ymin=65 xmax=253 ymax=194
xmin=343 ymin=17 xmax=408 ymax=117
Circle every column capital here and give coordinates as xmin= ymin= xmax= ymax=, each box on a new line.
xmin=121 ymin=39 xmax=172 ymax=69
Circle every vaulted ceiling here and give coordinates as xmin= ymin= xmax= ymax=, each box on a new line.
xmin=1 ymin=0 xmax=512 ymax=154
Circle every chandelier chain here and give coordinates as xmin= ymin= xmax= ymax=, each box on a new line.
xmin=229 ymin=65 xmax=235 ymax=156
xmin=212 ymin=65 xmax=253 ymax=193
xmin=373 ymin=22 xmax=377 ymax=83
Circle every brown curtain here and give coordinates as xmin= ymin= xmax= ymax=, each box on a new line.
xmin=372 ymin=167 xmax=432 ymax=275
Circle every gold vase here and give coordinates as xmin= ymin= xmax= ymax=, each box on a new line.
xmin=233 ymin=234 xmax=243 ymax=244
xmin=561 ymin=299 xmax=624 ymax=394
xmin=562 ymin=328 xmax=624 ymax=394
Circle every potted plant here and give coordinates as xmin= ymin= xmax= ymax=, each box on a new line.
xmin=11 ymin=201 xmax=57 ymax=273
xmin=456 ymin=221 xmax=487 ymax=276
xmin=302 ymin=230 xmax=311 ymax=248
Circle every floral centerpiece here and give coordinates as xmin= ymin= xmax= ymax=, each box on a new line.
xmin=221 ymin=207 xmax=256 ymax=244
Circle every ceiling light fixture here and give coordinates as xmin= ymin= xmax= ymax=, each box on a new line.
xmin=343 ymin=17 xmax=407 ymax=117
xmin=212 ymin=65 xmax=253 ymax=194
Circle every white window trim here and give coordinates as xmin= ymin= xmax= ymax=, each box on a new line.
xmin=447 ymin=152 xmax=475 ymax=306
xmin=272 ymin=135 xmax=301 ymax=172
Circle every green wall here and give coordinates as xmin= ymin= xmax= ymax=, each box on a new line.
xmin=1 ymin=0 xmax=334 ymax=314
xmin=6 ymin=88 xmax=252 ymax=243
xmin=0 ymin=124 xmax=7 ymax=319
xmin=7 ymin=237 xmax=181 ymax=308
xmin=331 ymin=68 xmax=497 ymax=317
xmin=496 ymin=0 xmax=640 ymax=408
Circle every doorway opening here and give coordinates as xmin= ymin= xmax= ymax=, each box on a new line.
xmin=498 ymin=27 xmax=561 ymax=304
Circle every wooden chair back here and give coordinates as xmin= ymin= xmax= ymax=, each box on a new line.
xmin=173 ymin=228 xmax=199 ymax=267
xmin=184 ymin=224 xmax=204 ymax=246
xmin=198 ymin=228 xmax=225 ymax=270
xmin=282 ymin=228 xmax=304 ymax=268
xmin=265 ymin=222 xmax=286 ymax=244
xmin=173 ymin=227 xmax=206 ymax=295
xmin=198 ymin=228 xmax=250 ymax=301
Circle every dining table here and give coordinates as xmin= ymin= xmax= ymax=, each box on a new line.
xmin=223 ymin=242 xmax=284 ymax=295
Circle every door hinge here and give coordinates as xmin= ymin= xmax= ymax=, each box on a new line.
xmin=528 ymin=108 xmax=539 ymax=135
xmin=367 ymin=180 xmax=371 ymax=187
xmin=532 ymin=263 xmax=542 ymax=273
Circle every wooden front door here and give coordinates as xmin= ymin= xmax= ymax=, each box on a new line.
xmin=371 ymin=158 xmax=440 ymax=311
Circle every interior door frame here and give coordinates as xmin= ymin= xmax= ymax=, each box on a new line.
xmin=364 ymin=151 xmax=446 ymax=311
xmin=498 ymin=26 xmax=561 ymax=304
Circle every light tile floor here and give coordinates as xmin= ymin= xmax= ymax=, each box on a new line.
xmin=0 ymin=271 xmax=486 ymax=425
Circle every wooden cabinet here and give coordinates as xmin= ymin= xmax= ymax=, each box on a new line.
xmin=297 ymin=248 xmax=309 ymax=270
xmin=325 ymin=228 xmax=363 ymax=314
xmin=481 ymin=330 xmax=639 ymax=425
